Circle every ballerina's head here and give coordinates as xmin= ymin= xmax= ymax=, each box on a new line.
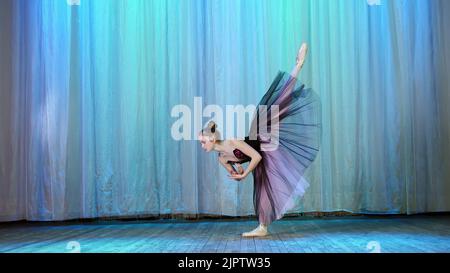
xmin=198 ymin=120 xmax=221 ymax=152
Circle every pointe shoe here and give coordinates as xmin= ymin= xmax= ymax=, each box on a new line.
xmin=296 ymin=43 xmax=308 ymax=69
xmin=242 ymin=224 xmax=269 ymax=237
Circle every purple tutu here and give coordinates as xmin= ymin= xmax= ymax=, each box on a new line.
xmin=231 ymin=70 xmax=322 ymax=225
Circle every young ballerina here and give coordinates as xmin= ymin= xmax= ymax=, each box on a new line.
xmin=198 ymin=43 xmax=321 ymax=237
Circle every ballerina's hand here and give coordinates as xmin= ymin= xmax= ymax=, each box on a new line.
xmin=234 ymin=163 xmax=245 ymax=174
xmin=228 ymin=172 xmax=247 ymax=181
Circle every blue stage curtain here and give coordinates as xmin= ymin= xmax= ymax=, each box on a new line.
xmin=0 ymin=0 xmax=449 ymax=221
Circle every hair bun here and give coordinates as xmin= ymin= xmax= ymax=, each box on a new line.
xmin=207 ymin=121 xmax=216 ymax=133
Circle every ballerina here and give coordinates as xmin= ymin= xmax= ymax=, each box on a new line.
xmin=198 ymin=43 xmax=321 ymax=237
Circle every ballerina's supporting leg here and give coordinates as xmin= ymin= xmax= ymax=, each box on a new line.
xmin=242 ymin=223 xmax=269 ymax=237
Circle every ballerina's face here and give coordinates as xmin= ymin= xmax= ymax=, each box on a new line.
xmin=198 ymin=134 xmax=215 ymax=152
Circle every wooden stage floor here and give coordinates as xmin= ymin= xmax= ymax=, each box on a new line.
xmin=1 ymin=215 xmax=449 ymax=253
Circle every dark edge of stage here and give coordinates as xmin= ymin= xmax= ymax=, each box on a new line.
xmin=2 ymin=211 xmax=450 ymax=227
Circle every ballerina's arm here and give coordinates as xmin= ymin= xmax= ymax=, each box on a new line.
xmin=233 ymin=163 xmax=245 ymax=174
xmin=229 ymin=140 xmax=262 ymax=179
xmin=218 ymin=155 xmax=238 ymax=175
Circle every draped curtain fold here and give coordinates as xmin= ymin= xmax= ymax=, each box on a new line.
xmin=0 ymin=0 xmax=449 ymax=221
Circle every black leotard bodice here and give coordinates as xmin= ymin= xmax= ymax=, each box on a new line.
xmin=228 ymin=136 xmax=261 ymax=164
